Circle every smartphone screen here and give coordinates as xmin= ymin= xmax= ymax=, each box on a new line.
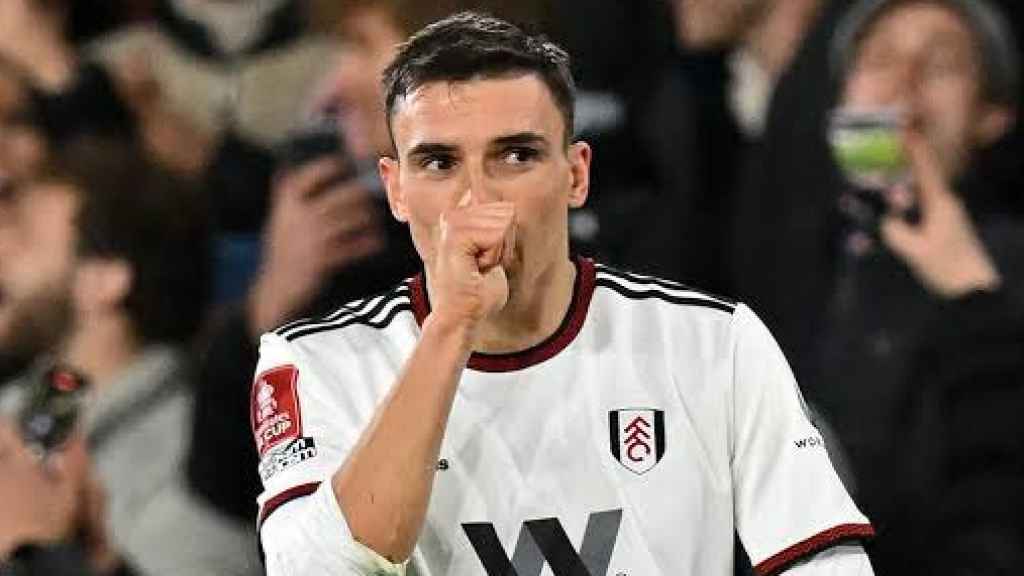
xmin=18 ymin=365 xmax=89 ymax=456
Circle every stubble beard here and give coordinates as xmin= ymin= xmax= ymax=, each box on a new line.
xmin=0 ymin=281 xmax=74 ymax=363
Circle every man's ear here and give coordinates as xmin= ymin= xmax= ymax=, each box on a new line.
xmin=567 ymin=141 xmax=592 ymax=209
xmin=73 ymin=258 xmax=133 ymax=314
xmin=974 ymin=103 xmax=1015 ymax=147
xmin=379 ymin=156 xmax=408 ymax=222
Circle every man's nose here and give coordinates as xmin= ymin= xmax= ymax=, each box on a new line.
xmin=460 ymin=165 xmax=501 ymax=206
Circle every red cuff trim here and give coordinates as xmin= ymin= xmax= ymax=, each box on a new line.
xmin=257 ymin=481 xmax=321 ymax=529
xmin=753 ymin=523 xmax=875 ymax=576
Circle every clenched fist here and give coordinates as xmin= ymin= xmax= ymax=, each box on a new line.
xmin=429 ymin=194 xmax=516 ymax=333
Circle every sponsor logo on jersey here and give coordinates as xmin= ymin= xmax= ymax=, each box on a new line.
xmin=251 ymin=365 xmax=302 ymax=457
xmin=258 ymin=436 xmax=318 ymax=482
xmin=609 ymin=409 xmax=665 ymax=475
xmin=463 ymin=509 xmax=622 ymax=576
xmin=794 ymin=435 xmax=825 ymax=449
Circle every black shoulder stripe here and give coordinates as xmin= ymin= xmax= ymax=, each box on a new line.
xmin=274 ymin=284 xmax=409 ymax=337
xmin=595 ymin=266 xmax=737 ymax=306
xmin=278 ymin=288 xmax=409 ymax=339
xmin=274 ymin=295 xmax=372 ymax=335
xmin=283 ymin=302 xmax=412 ymax=342
xmin=594 ymin=277 xmax=736 ymax=313
xmin=273 ymin=293 xmax=381 ymax=336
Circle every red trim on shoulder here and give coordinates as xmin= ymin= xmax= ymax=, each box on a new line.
xmin=753 ymin=523 xmax=875 ymax=576
xmin=257 ymin=482 xmax=321 ymax=529
xmin=409 ymin=274 xmax=429 ymax=326
xmin=408 ymin=256 xmax=596 ymax=373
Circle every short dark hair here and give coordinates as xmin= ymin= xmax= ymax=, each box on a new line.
xmin=312 ymin=0 xmax=553 ymax=42
xmin=39 ymin=137 xmax=210 ymax=345
xmin=382 ymin=11 xmax=575 ymax=148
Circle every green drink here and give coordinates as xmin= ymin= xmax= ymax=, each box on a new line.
xmin=828 ymin=107 xmax=909 ymax=190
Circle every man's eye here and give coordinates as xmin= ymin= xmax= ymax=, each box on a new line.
xmin=421 ymin=155 xmax=456 ymax=171
xmin=503 ymin=147 xmax=539 ymax=165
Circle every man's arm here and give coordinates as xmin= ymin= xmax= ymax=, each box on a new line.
xmin=331 ymin=197 xmax=514 ymax=562
xmin=331 ymin=313 xmax=472 ymax=560
xmin=258 ymin=193 xmax=513 ymax=571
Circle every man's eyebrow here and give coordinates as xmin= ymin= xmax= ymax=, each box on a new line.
xmin=406 ymin=142 xmax=458 ymax=158
xmin=491 ymin=132 xmax=548 ymax=147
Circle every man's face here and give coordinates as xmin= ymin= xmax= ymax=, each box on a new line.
xmin=0 ymin=69 xmax=48 ymax=186
xmin=381 ymin=74 xmax=590 ymax=285
xmin=672 ymin=0 xmax=767 ymax=50
xmin=841 ymin=2 xmax=1013 ymax=179
xmin=323 ymin=6 xmax=406 ymax=158
xmin=0 ymin=183 xmax=77 ymax=359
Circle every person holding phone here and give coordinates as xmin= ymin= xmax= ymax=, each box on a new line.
xmin=0 ymin=137 xmax=260 ymax=575
xmin=811 ymin=0 xmax=1024 ymax=571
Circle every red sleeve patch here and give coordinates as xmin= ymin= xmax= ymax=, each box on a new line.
xmin=251 ymin=365 xmax=302 ymax=457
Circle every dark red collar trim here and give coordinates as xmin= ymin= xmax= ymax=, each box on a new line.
xmin=408 ymin=256 xmax=596 ymax=373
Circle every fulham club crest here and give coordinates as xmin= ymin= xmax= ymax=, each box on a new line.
xmin=609 ymin=409 xmax=665 ymax=474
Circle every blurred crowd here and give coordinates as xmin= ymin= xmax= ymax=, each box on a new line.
xmin=0 ymin=0 xmax=1021 ymax=574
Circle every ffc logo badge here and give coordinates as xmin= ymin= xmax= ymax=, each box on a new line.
xmin=609 ymin=409 xmax=665 ymax=475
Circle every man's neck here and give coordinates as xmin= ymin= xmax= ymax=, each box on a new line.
xmin=475 ymin=257 xmax=577 ymax=354
xmin=426 ymin=256 xmax=577 ymax=356
xmin=59 ymin=315 xmax=142 ymax=391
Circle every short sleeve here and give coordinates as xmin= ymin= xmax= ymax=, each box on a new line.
xmin=730 ymin=304 xmax=874 ymax=575
xmin=252 ymin=333 xmax=357 ymax=528
xmin=253 ymin=333 xmax=408 ymax=575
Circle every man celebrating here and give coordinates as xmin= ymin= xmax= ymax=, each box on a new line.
xmin=254 ymin=13 xmax=874 ymax=575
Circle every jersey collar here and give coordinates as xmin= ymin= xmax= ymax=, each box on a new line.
xmin=409 ymin=256 xmax=596 ymax=373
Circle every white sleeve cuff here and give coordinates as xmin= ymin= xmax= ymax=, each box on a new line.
xmin=778 ymin=544 xmax=875 ymax=576
xmin=261 ymin=482 xmax=408 ymax=575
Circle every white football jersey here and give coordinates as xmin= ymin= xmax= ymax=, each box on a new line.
xmin=253 ymin=258 xmax=874 ymax=575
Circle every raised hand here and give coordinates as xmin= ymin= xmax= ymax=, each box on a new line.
xmin=248 ymin=158 xmax=385 ymax=335
xmin=0 ymin=0 xmax=75 ymax=91
xmin=429 ymin=190 xmax=515 ymax=333
xmin=880 ymin=130 xmax=1001 ymax=299
xmin=109 ymin=54 xmax=215 ymax=177
xmin=0 ymin=420 xmax=87 ymax=560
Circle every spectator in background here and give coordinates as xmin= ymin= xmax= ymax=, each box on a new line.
xmin=0 ymin=138 xmax=261 ymax=575
xmin=673 ymin=0 xmax=829 ymax=137
xmin=899 ymin=305 xmax=1024 ymax=574
xmin=668 ymin=0 xmax=851 ymax=297
xmin=0 ymin=0 xmax=338 ymax=302
xmin=814 ymin=0 xmax=1023 ymax=571
xmin=673 ymin=0 xmax=860 ymax=381
xmin=0 ymin=59 xmax=56 ymax=386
